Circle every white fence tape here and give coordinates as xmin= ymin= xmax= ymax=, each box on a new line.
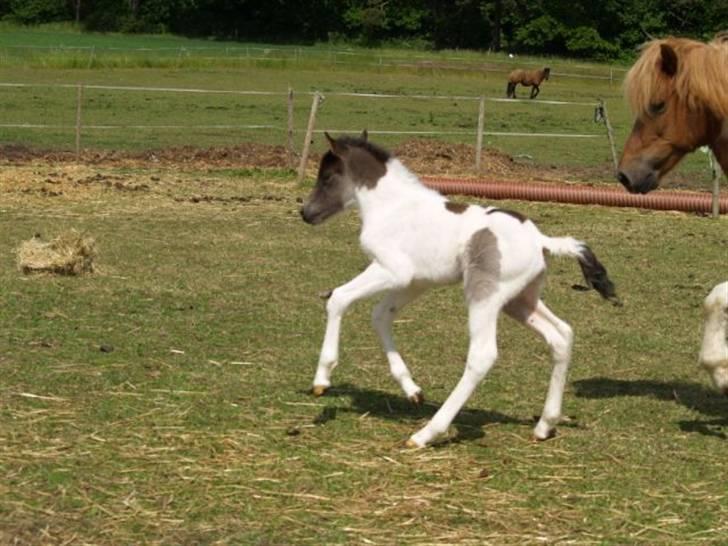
xmin=0 ymin=82 xmax=603 ymax=141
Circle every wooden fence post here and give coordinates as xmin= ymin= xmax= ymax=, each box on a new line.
xmin=600 ymin=99 xmax=618 ymax=173
xmin=708 ymin=150 xmax=722 ymax=218
xmin=287 ymin=87 xmax=295 ymax=168
xmin=297 ymin=92 xmax=323 ymax=183
xmin=75 ymin=84 xmax=83 ymax=159
xmin=475 ymin=96 xmax=485 ymax=171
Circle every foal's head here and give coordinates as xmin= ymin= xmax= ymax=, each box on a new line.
xmin=542 ymin=67 xmax=551 ymax=80
xmin=618 ymin=38 xmax=728 ymax=194
xmin=300 ymin=131 xmax=390 ymax=225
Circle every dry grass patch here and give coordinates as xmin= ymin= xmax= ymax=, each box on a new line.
xmin=17 ymin=230 xmax=96 ymax=275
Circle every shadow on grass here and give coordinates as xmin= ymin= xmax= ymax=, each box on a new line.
xmin=305 ymin=383 xmax=539 ymax=445
xmin=573 ymin=377 xmax=728 ymax=439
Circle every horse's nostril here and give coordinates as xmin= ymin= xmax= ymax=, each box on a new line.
xmin=617 ymin=171 xmax=631 ymax=189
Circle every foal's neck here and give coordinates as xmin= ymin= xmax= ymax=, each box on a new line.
xmin=355 ymin=159 xmax=440 ymax=215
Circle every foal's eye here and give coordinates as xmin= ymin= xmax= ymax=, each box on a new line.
xmin=649 ymin=101 xmax=666 ymax=115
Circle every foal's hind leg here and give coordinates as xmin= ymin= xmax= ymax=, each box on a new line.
xmin=505 ymin=285 xmax=573 ymax=440
xmin=407 ymin=301 xmax=500 ymax=448
xmin=372 ymin=286 xmax=427 ymax=403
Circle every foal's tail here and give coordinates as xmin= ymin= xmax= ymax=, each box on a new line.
xmin=541 ymin=236 xmax=622 ymax=306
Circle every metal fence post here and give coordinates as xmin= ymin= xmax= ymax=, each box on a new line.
xmin=599 ymin=99 xmax=618 ymax=173
xmin=75 ymin=84 xmax=83 ymax=159
xmin=287 ymin=87 xmax=295 ymax=168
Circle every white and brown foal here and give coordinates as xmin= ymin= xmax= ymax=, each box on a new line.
xmin=301 ymin=132 xmax=619 ymax=448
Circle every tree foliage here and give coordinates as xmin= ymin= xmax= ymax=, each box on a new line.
xmin=0 ymin=0 xmax=725 ymax=59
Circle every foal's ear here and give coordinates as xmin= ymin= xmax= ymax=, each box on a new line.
xmin=659 ymin=43 xmax=678 ymax=77
xmin=324 ymin=131 xmax=336 ymax=149
xmin=324 ymin=131 xmax=348 ymax=156
xmin=361 ymin=129 xmax=368 ymax=141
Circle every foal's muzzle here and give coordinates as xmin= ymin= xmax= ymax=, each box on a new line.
xmin=300 ymin=206 xmax=314 ymax=224
xmin=300 ymin=205 xmax=326 ymax=225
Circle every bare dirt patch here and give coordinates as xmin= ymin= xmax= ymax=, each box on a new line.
xmin=0 ymin=142 xmax=290 ymax=170
xmin=3 ymin=140 xmax=707 ymax=197
xmin=0 ymin=164 xmax=154 ymax=202
xmin=0 ymin=140 xmax=612 ymax=184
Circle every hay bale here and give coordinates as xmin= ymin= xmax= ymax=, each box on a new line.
xmin=17 ymin=230 xmax=96 ymax=275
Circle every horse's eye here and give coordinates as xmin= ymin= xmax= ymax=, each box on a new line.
xmin=649 ymin=101 xmax=666 ymax=115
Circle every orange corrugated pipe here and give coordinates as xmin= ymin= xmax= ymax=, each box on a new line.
xmin=422 ymin=177 xmax=728 ymax=214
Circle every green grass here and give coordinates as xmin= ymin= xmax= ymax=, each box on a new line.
xmin=0 ymin=24 xmax=720 ymax=189
xmin=1 ymin=162 xmax=727 ymax=544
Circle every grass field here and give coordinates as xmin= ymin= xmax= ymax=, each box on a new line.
xmin=1 ymin=158 xmax=727 ymax=544
xmin=0 ymin=24 xmax=719 ymax=188
xmin=1 ymin=26 xmax=727 ymax=545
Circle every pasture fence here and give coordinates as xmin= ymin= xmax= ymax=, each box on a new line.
xmin=292 ymin=89 xmax=615 ymax=182
xmin=0 ymin=80 xmax=722 ymax=216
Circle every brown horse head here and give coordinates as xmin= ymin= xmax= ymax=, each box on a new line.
xmin=543 ymin=67 xmax=551 ymax=80
xmin=617 ymin=37 xmax=728 ymax=194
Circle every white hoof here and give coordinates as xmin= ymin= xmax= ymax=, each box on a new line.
xmin=404 ymin=437 xmax=425 ymax=449
xmin=533 ymin=420 xmax=556 ymax=441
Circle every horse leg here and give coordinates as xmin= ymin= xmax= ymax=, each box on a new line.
xmin=407 ymin=301 xmax=500 ymax=447
xmin=372 ymin=286 xmax=427 ymax=403
xmin=530 ymin=85 xmax=539 ymax=99
xmin=506 ymin=81 xmax=514 ymax=98
xmin=505 ymin=289 xmax=573 ymax=440
xmin=312 ymin=262 xmax=401 ymax=396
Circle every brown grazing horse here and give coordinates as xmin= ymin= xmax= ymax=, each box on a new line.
xmin=506 ymin=67 xmax=550 ymax=99
xmin=618 ymin=35 xmax=728 ymax=194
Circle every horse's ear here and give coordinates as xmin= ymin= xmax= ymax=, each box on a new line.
xmin=659 ymin=43 xmax=678 ymax=77
xmin=361 ymin=129 xmax=368 ymax=142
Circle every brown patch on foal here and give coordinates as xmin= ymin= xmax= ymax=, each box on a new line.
xmin=445 ymin=202 xmax=469 ymax=214
xmin=348 ymin=146 xmax=387 ymax=189
xmin=464 ymin=228 xmax=501 ymax=303
xmin=487 ymin=208 xmax=528 ymax=223
xmin=329 ymin=135 xmax=390 ymax=189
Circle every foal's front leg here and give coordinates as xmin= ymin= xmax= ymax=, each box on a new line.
xmin=312 ymin=262 xmax=401 ymax=396
xmin=530 ymin=85 xmax=540 ymax=99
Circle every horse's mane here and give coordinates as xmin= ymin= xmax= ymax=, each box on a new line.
xmin=624 ymin=36 xmax=728 ymax=118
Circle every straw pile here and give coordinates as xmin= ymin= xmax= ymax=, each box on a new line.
xmin=16 ymin=230 xmax=96 ymax=275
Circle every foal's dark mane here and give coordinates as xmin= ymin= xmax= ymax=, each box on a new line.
xmin=336 ymin=135 xmax=392 ymax=164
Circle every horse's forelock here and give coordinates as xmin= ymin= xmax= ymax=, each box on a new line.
xmin=624 ymin=40 xmax=670 ymax=116
xmin=625 ymin=37 xmax=728 ymax=119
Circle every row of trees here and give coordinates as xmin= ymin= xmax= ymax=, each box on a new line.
xmin=2 ymin=0 xmax=726 ymax=59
